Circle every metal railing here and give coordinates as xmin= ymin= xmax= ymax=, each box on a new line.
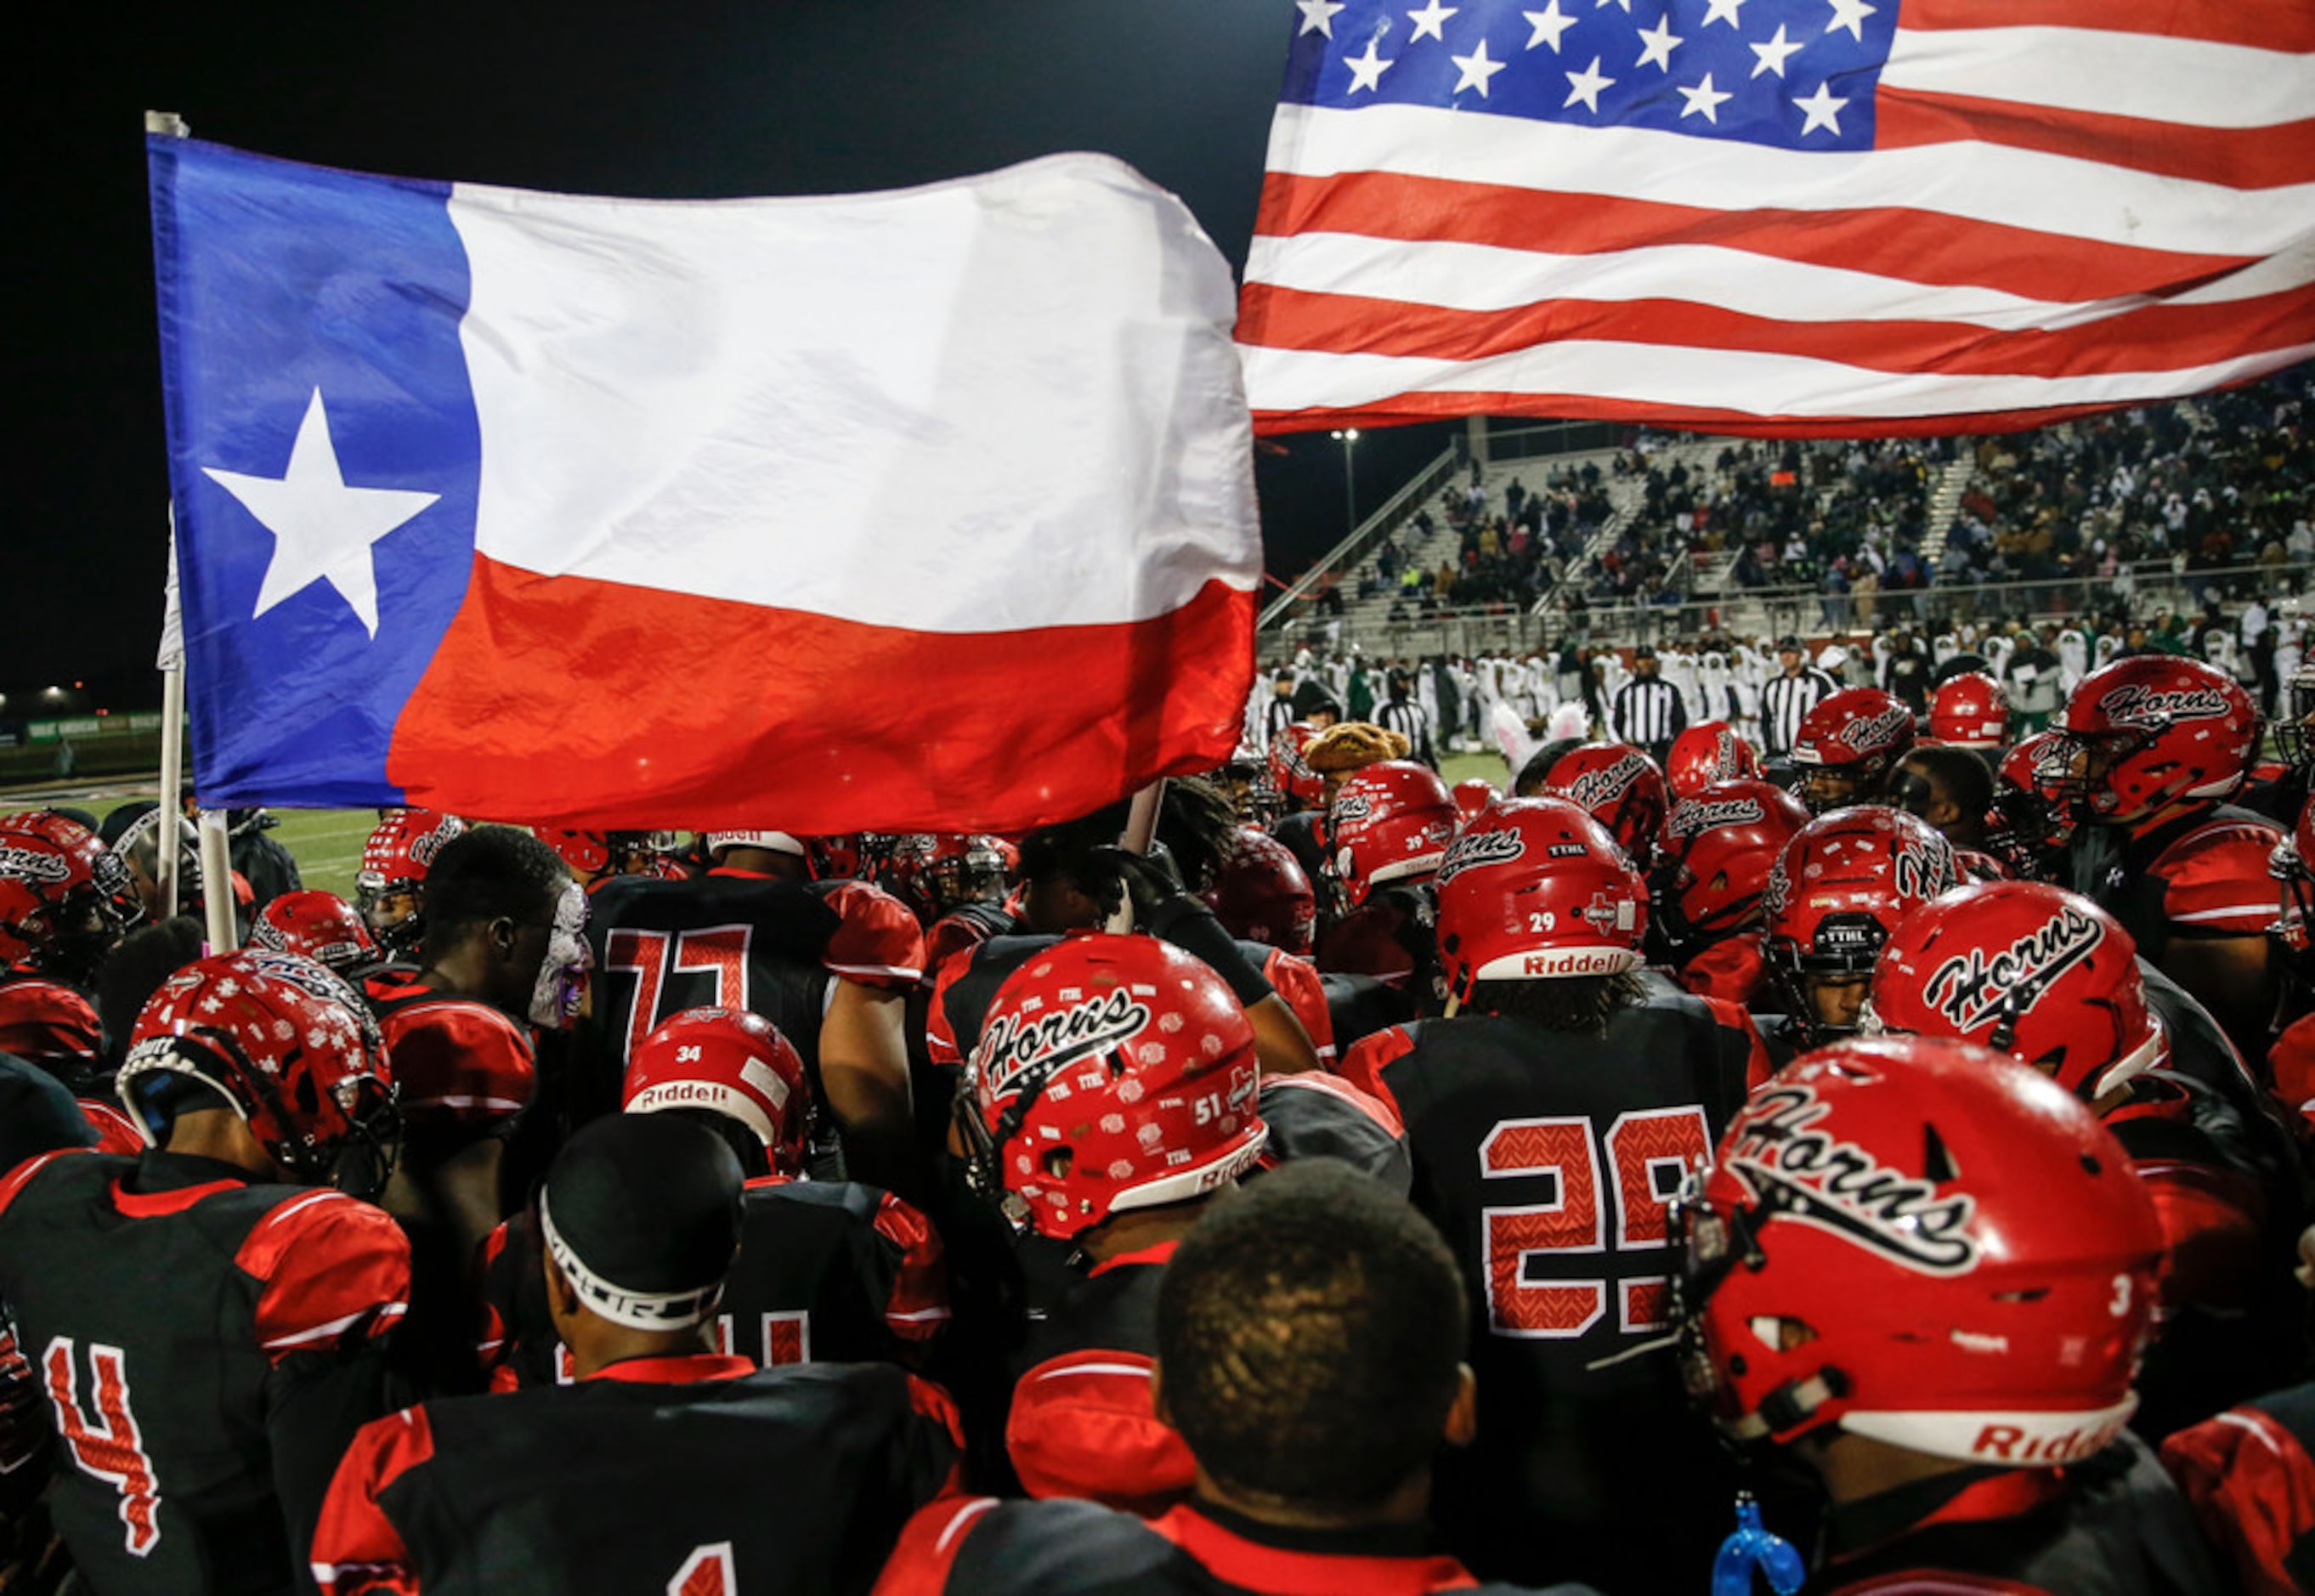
xmin=1259 ymin=443 xmax=1461 ymax=631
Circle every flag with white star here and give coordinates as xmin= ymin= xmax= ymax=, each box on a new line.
xmin=1244 ymin=0 xmax=2315 ymax=435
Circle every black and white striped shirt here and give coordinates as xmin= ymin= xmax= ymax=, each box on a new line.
xmin=1377 ymin=698 xmax=1437 ymax=768
xmin=1760 ymin=667 xmax=1839 ymax=756
xmin=1610 ymin=678 xmax=1687 ymax=756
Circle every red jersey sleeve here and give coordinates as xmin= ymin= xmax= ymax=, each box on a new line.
xmin=0 ymin=978 xmax=103 ymax=1067
xmin=1697 ymin=994 xmax=1776 ymax=1091
xmin=925 ymin=956 xmax=971 ymax=1069
xmin=2154 ymin=819 xmax=2285 ymax=937
xmin=379 ymin=1001 xmax=536 ymax=1134
xmin=1337 ymin=1024 xmax=1418 ymax=1114
xmin=1678 ymin=933 xmax=1769 ymax=1011
xmin=76 ymin=1098 xmax=145 ymax=1156
xmin=1261 ymin=948 xmax=1337 ymax=1067
xmin=237 ymin=1190 xmax=411 ymax=1363
xmin=1005 ymin=1349 xmax=1194 ymax=1515
xmin=873 ymin=1495 xmax=1001 ymax=1596
xmin=2162 ymin=1400 xmax=2315 ymax=1596
xmin=871 ymin=1191 xmax=952 ymax=1344
xmin=819 ymin=881 xmax=929 ymax=990
xmin=310 ymin=1406 xmax=433 ymax=1596
xmin=2267 ymin=1013 xmax=2315 ymax=1133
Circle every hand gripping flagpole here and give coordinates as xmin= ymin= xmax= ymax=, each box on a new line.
xmin=1102 ymin=781 xmax=1168 ymax=934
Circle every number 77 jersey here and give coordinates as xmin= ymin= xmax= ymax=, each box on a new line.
xmin=1336 ymin=989 xmax=1757 ymax=1595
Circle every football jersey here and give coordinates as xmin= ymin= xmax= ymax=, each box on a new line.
xmin=1253 ymin=1072 xmax=1410 ymax=1193
xmin=2160 ymin=1378 xmax=2315 ymax=1596
xmin=1675 ymin=929 xmax=1771 ymax=1010
xmin=2088 ymin=806 xmax=2282 ymax=963
xmin=313 ymin=1355 xmax=960 ymax=1596
xmin=0 ymin=1148 xmax=409 ymax=1596
xmin=359 ymin=968 xmax=538 ymax=1137
xmin=0 ymin=969 xmax=105 ymax=1089
xmin=1339 ymin=996 xmax=1755 ymax=1592
xmin=478 ymin=1174 xmax=948 ymax=1389
xmin=876 ymin=1496 xmax=1599 ymax=1595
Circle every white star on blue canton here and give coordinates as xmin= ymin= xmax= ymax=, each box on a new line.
xmin=1749 ymin=23 xmax=1803 ymax=76
xmin=1452 ymin=37 xmax=1508 ymax=94
xmin=1407 ymin=0 xmax=1458 ymax=42
xmin=1635 ymin=15 xmax=1682 ymax=71
xmin=1345 ymin=36 xmax=1395 ymax=92
xmin=1794 ymin=80 xmax=1848 ymax=133
xmin=1564 ymin=54 xmax=1616 ymax=110
xmin=1296 ymin=0 xmax=1347 ymax=37
xmin=1523 ymin=0 xmax=1579 ymax=51
xmin=1678 ymin=71 xmax=1733 ymax=122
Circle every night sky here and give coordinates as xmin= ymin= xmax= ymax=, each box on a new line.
xmin=8 ymin=2 xmax=1452 ymax=705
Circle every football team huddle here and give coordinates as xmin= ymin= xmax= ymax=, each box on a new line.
xmin=0 ymin=641 xmax=2312 ymax=1593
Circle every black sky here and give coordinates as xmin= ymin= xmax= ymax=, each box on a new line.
xmin=8 ymin=2 xmax=1450 ymax=701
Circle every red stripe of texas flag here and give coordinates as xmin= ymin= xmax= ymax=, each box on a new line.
xmin=388 ymin=556 xmax=1254 ymax=834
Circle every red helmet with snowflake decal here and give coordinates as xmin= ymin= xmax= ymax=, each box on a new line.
xmin=1542 ymin=741 xmax=1670 ymax=873
xmin=1929 ymin=672 xmax=2010 ymax=750
xmin=2053 ymin=654 xmax=2257 ymax=826
xmin=1868 ymin=881 xmax=2165 ymax=1101
xmin=1791 ymin=688 xmax=1916 ymax=813
xmin=0 ymin=810 xmax=141 ymax=984
xmin=624 ymin=1006 xmax=812 ymax=1178
xmin=1667 ymin=722 xmax=1762 ymax=801
xmin=1202 ymin=826 xmax=1316 ymax=955
xmin=1763 ymin=806 xmax=1958 ymax=1045
xmin=1676 ymin=1036 xmax=2163 ymax=1467
xmin=118 ymin=949 xmax=399 ymax=1195
xmin=1327 ymin=761 xmax=1457 ymax=908
xmin=959 ymin=933 xmax=1265 ymax=1241
xmin=247 ymin=890 xmax=379 ymax=976
xmin=357 ymin=808 xmax=467 ymax=959
xmin=1433 ymin=797 xmax=1648 ymax=1005
xmin=1267 ymin=722 xmax=1326 ymax=812
xmin=1659 ymin=781 xmax=1811 ymax=950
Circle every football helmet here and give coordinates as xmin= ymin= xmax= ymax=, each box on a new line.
xmin=530 ymin=829 xmax=678 ymax=883
xmin=1868 ymin=882 xmax=2165 ymax=1101
xmin=0 ymin=811 xmax=140 ymax=985
xmin=1928 ymin=672 xmax=2009 ymax=749
xmin=881 ymin=834 xmax=1015 ymax=925
xmin=1677 ymin=1036 xmax=2163 ymax=1466
xmin=247 ymin=890 xmax=380 ymax=975
xmin=2052 ymin=655 xmax=2257 ymax=825
xmin=1433 ymin=797 xmax=1647 ymax=1003
xmin=1658 ymin=781 xmax=1811 ymax=949
xmin=1542 ymin=741 xmax=1670 ymax=873
xmin=1984 ymin=730 xmax=2077 ymax=879
xmin=1327 ymin=761 xmax=1457 ymax=908
xmin=1763 ymin=806 xmax=1957 ymax=1044
xmin=705 ymin=830 xmax=812 ymax=872
xmin=1666 ymin=722 xmax=1762 ymax=801
xmin=1202 ymin=826 xmax=1316 ymax=955
xmin=119 ymin=949 xmax=399 ymax=1196
xmin=2275 ymin=659 xmax=2315 ymax=770
xmin=1267 ymin=722 xmax=1327 ymax=812
xmin=1791 ymin=688 xmax=1916 ymax=812
xmin=958 ymin=933 xmax=1265 ymax=1241
xmin=2270 ymin=795 xmax=2315 ymax=972
xmin=356 ymin=808 xmax=467 ymax=959
xmin=624 ymin=1006 xmax=812 ymax=1177
xmin=1451 ymin=777 xmax=1500 ymax=827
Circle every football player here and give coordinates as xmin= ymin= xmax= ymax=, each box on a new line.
xmin=0 ymin=951 xmax=405 ymax=1596
xmin=1337 ymin=798 xmax=1764 ymax=1592
xmin=353 ymin=808 xmax=467 ymax=962
xmin=1887 ymin=743 xmax=2004 ymax=871
xmin=0 ymin=810 xmax=139 ymax=1092
xmin=247 ymin=888 xmax=381 ymax=976
xmin=1675 ymin=1036 xmax=2222 ymax=1592
xmin=1790 ymin=686 xmax=1917 ymax=814
xmin=1311 ymin=759 xmax=1456 ymax=999
xmin=1537 ymin=739 xmax=1669 ymax=873
xmin=314 ymin=1114 xmax=959 ymax=1594
xmin=1665 ymin=719 xmax=1762 ymax=801
xmin=1654 ymin=778 xmax=1810 ymax=1010
xmin=478 ymin=1006 xmax=947 ymax=1388
xmin=1760 ymin=806 xmax=1960 ymax=1050
xmin=877 ymin=1162 xmax=1598 ymax=1594
xmin=1927 ymin=669 xmax=2010 ymax=758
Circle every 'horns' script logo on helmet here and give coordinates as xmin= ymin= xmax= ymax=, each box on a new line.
xmin=1567 ymin=751 xmax=1648 ymax=810
xmin=2097 ymin=684 xmax=2229 ymax=727
xmin=0 ymin=846 xmax=71 ymax=886
xmin=1436 ymin=828 xmax=1526 ymax=886
xmin=1835 ymin=705 xmax=1911 ymax=756
xmin=1724 ymin=1084 xmax=1980 ymax=1274
xmin=1923 ymin=904 xmax=2105 ymax=1036
xmin=976 ymin=987 xmax=1152 ymax=1101
xmin=1669 ymin=798 xmax=1764 ymax=841
xmin=1892 ymin=833 xmax=1955 ymax=903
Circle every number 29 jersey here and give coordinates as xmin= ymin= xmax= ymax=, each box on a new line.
xmin=1339 ymin=993 xmax=1755 ymax=1593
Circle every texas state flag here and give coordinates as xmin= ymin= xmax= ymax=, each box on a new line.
xmin=149 ymin=133 xmax=1259 ymax=832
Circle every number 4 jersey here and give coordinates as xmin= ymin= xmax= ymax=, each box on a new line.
xmin=1339 ymin=992 xmax=1757 ymax=1593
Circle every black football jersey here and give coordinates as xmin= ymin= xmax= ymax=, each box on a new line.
xmin=1005 ymin=1246 xmax=1190 ymax=1511
xmin=0 ymin=1148 xmax=409 ymax=1596
xmin=313 ymin=1357 xmax=958 ymax=1596
xmin=1351 ymin=995 xmax=1754 ymax=1593
xmin=478 ymin=1174 xmax=946 ymax=1388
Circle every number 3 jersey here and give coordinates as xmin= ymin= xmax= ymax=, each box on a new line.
xmin=0 ymin=1147 xmax=410 ymax=1596
xmin=1339 ymin=993 xmax=1756 ymax=1593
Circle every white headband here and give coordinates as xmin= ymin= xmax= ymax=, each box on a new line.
xmin=537 ymin=1189 xmax=726 ymax=1333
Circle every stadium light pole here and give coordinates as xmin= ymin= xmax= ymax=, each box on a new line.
xmin=1330 ymin=427 xmax=1361 ymax=538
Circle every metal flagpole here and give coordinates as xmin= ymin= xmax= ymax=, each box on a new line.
xmin=1102 ymin=779 xmax=1167 ymax=934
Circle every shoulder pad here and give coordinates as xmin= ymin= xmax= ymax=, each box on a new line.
xmin=2151 ymin=818 xmax=2285 ymax=934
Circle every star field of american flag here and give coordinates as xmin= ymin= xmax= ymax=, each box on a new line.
xmin=1282 ymin=0 xmax=1896 ymax=150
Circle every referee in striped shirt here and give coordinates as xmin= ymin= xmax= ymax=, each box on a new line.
xmin=1377 ymin=668 xmax=1437 ymax=769
xmin=1760 ymin=635 xmax=1840 ymax=759
xmin=1610 ymin=646 xmax=1687 ymax=766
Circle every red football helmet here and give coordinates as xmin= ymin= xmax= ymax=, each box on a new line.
xmin=2053 ymin=655 xmax=2257 ymax=825
xmin=1984 ymin=730 xmax=2077 ymax=879
xmin=119 ymin=949 xmax=399 ymax=1195
xmin=1791 ymin=688 xmax=1916 ymax=812
xmin=247 ymin=890 xmax=379 ymax=975
xmin=2270 ymin=795 xmax=2315 ymax=971
xmin=881 ymin=834 xmax=1015 ymax=925
xmin=1542 ymin=741 xmax=1670 ymax=873
xmin=1929 ymin=672 xmax=2010 ymax=749
xmin=1677 ymin=1036 xmax=2163 ymax=1467
xmin=1433 ymin=797 xmax=1647 ymax=1004
xmin=0 ymin=811 xmax=140 ymax=984
xmin=1659 ymin=781 xmax=1811 ymax=949
xmin=1666 ymin=722 xmax=1762 ymax=801
xmin=357 ymin=808 xmax=467 ymax=959
xmin=1267 ymin=722 xmax=1326 ymax=811
xmin=1451 ymin=778 xmax=1500 ymax=826
xmin=1868 ymin=882 xmax=2165 ymax=1101
xmin=1202 ymin=826 xmax=1316 ymax=955
xmin=624 ymin=1006 xmax=812 ymax=1177
xmin=1763 ymin=806 xmax=1958 ymax=1044
xmin=959 ymin=933 xmax=1265 ymax=1241
xmin=1327 ymin=761 xmax=1457 ymax=908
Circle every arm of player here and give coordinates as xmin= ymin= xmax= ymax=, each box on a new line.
xmin=2160 ymin=1391 xmax=2315 ymax=1596
xmin=309 ymin=1408 xmax=431 ymax=1596
xmin=822 ymin=980 xmax=922 ymax=1199
xmin=1246 ymin=993 xmax=1322 ymax=1078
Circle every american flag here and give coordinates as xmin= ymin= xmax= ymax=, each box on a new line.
xmin=1238 ymin=0 xmax=2315 ymax=436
